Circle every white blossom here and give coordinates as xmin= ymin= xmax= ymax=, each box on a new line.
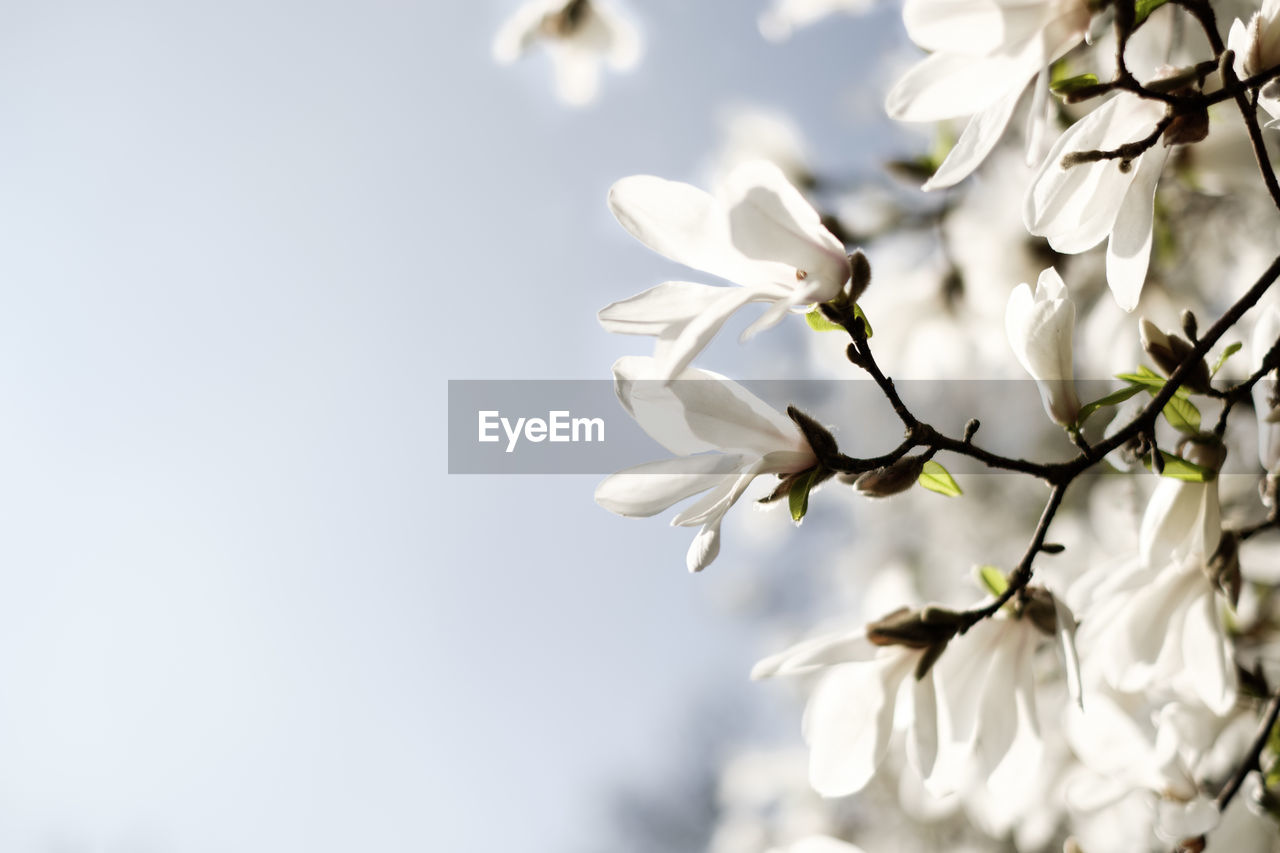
xmin=491 ymin=0 xmax=640 ymax=107
xmin=757 ymin=0 xmax=876 ymax=42
xmin=1228 ymin=0 xmax=1280 ymax=123
xmin=601 ymin=161 xmax=851 ymax=381
xmin=1004 ymin=267 xmax=1082 ymax=426
xmin=752 ymin=624 xmax=941 ymax=796
xmin=884 ymin=0 xmax=1091 ymax=189
xmin=595 ymin=356 xmax=816 ymax=572
xmin=1024 ymin=92 xmax=1169 ymax=311
xmin=929 ymin=615 xmax=1044 ymax=798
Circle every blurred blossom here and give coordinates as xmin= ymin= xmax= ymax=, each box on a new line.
xmin=758 ymin=0 xmax=877 ymax=42
xmin=708 ymin=107 xmax=812 ymax=192
xmin=492 ymin=0 xmax=640 ymax=106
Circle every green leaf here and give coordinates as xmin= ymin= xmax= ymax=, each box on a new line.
xmin=1116 ymin=365 xmax=1191 ymax=397
xmin=977 ymin=565 xmax=1008 ymax=597
xmin=789 ymin=468 xmax=819 ymax=522
xmin=1075 ymin=384 xmax=1146 ymax=427
xmin=805 ymin=307 xmax=844 ymax=333
xmin=1134 ymin=0 xmax=1171 ymax=25
xmin=853 ymin=303 xmax=873 ymax=338
xmin=1144 ymin=450 xmax=1213 ymax=482
xmin=1211 ymin=341 xmax=1242 ymax=377
xmin=917 ymin=460 xmax=962 ymax=497
xmin=1161 ymin=395 xmax=1202 ymax=433
xmin=1050 ymin=73 xmax=1100 ymax=95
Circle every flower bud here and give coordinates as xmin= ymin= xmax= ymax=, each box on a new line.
xmin=855 ymin=455 xmax=926 ymax=498
xmin=787 ymin=405 xmax=839 ymax=462
xmin=847 ymin=250 xmax=871 ymax=302
xmin=1140 ymin=318 xmax=1211 ymax=394
xmin=866 ymin=606 xmax=958 ymax=649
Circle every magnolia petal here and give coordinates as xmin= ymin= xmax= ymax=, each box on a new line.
xmin=686 ymin=520 xmax=722 ymax=573
xmin=902 ymin=0 xmax=1010 ymax=54
xmin=671 ymin=465 xmax=762 ymax=528
xmin=739 ymin=277 xmax=828 ymax=342
xmin=1052 ymin=592 xmax=1084 ymax=709
xmin=1155 ymin=796 xmax=1221 ymax=843
xmin=666 ymin=369 xmax=808 ymax=458
xmin=1140 ymin=480 xmax=1208 ymax=567
xmin=612 ymin=356 xmax=808 ymax=459
xmin=1025 ymin=97 xmax=1126 ymax=249
xmin=1181 ymin=588 xmax=1236 ymax=715
xmin=612 ymin=356 xmax=719 ymax=455
xmin=804 ymin=654 xmax=911 ymax=796
xmin=598 ymin=281 xmax=739 ymax=336
xmin=656 ymin=286 xmax=764 ymax=381
xmin=970 ymin=625 xmax=1022 ymax=775
xmin=886 ymin=52 xmax=1020 ymax=122
xmin=751 ymin=628 xmax=877 ymax=679
xmin=1105 ymin=145 xmax=1168 ymax=311
xmin=908 ymin=667 xmax=940 ymax=780
xmin=594 ymin=454 xmax=749 ymax=517
xmin=608 ymin=175 xmax=771 ymax=287
xmin=923 ymin=82 xmax=1024 ymax=191
xmin=722 ymin=160 xmax=848 ymax=297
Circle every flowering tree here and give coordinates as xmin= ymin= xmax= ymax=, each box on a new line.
xmin=501 ymin=0 xmax=1280 ymax=850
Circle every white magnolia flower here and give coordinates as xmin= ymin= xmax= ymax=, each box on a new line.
xmin=752 ymin=622 xmax=941 ymax=796
xmin=1228 ymin=0 xmax=1280 ymax=123
xmin=1005 ymin=267 xmax=1082 ymax=426
xmin=708 ymin=107 xmax=812 ymax=192
xmin=491 ymin=0 xmax=641 ymax=107
xmin=929 ymin=614 xmax=1045 ymax=798
xmin=758 ymin=0 xmax=876 ymax=41
xmin=1138 ymin=441 xmax=1223 ymax=568
xmin=1025 ymin=92 xmax=1170 ymax=310
xmin=1064 ymin=687 xmax=1222 ymax=841
xmin=884 ymin=0 xmax=1091 ymax=189
xmin=1082 ymin=555 xmax=1235 ymax=714
xmin=595 ymin=356 xmax=816 ymax=572
xmin=1252 ymin=304 xmax=1280 ymax=473
xmin=601 ymin=161 xmax=851 ymax=381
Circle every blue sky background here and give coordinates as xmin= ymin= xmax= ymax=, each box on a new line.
xmin=0 ymin=2 xmax=907 ymax=850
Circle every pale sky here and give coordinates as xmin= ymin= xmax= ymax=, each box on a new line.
xmin=0 ymin=2 xmax=901 ymax=850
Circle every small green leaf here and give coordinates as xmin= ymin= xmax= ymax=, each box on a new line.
xmin=804 ymin=307 xmax=844 ymax=333
xmin=1211 ymin=341 xmax=1242 ymax=377
xmin=1162 ymin=395 xmax=1202 ymax=433
xmin=1050 ymin=73 xmax=1101 ymax=95
xmin=789 ymin=468 xmax=819 ymax=522
xmin=853 ymin=304 xmax=873 ymax=338
xmin=1143 ymin=450 xmax=1213 ymax=481
xmin=1134 ymin=0 xmax=1171 ymax=25
xmin=1076 ymin=384 xmax=1146 ymax=427
xmin=977 ymin=565 xmax=1008 ymax=597
xmin=918 ymin=460 xmax=962 ymax=497
xmin=1116 ymin=365 xmax=1190 ymax=396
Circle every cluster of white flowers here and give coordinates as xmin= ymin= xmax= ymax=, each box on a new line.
xmin=494 ymin=0 xmax=1280 ymax=850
